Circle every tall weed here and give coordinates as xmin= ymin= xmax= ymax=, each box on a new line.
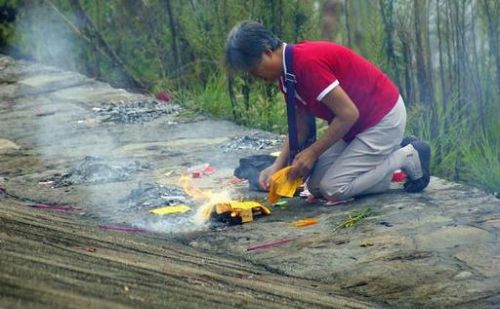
xmin=178 ymin=73 xmax=287 ymax=132
xmin=461 ymin=135 xmax=500 ymax=196
xmin=406 ymin=94 xmax=499 ymax=195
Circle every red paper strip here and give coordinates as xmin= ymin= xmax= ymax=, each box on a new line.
xmin=156 ymin=90 xmax=172 ymax=102
xmin=203 ymin=165 xmax=216 ymax=175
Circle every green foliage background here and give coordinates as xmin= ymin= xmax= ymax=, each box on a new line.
xmin=1 ymin=0 xmax=499 ymax=195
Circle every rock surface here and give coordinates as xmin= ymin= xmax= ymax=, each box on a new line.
xmin=0 ymin=55 xmax=499 ymax=308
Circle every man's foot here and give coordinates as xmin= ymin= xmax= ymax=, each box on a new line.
xmin=325 ymin=197 xmax=354 ymax=206
xmin=401 ymin=135 xmax=419 ymax=147
xmin=404 ymin=141 xmax=431 ymax=193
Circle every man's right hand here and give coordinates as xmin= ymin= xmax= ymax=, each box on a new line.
xmin=258 ymin=164 xmax=279 ymax=191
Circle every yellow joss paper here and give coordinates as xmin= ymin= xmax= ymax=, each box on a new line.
xmin=268 ymin=166 xmax=303 ymax=204
xmin=231 ymin=200 xmax=271 ymax=216
xmin=230 ymin=201 xmax=263 ymax=210
xmin=149 ymin=204 xmax=191 ymax=215
xmin=270 ymin=151 xmax=281 ymax=157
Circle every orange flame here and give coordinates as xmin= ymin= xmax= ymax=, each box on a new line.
xmin=178 ymin=174 xmax=232 ymax=224
xmin=179 ymin=174 xmax=212 ymax=201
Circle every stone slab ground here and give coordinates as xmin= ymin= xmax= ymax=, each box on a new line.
xmin=0 ymin=55 xmax=499 ymax=308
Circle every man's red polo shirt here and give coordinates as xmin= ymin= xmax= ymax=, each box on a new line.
xmin=279 ymin=41 xmax=400 ymax=141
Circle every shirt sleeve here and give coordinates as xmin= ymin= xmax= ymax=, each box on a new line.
xmin=298 ymin=59 xmax=340 ymax=102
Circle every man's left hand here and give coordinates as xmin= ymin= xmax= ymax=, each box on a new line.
xmin=290 ymin=147 xmax=318 ymax=179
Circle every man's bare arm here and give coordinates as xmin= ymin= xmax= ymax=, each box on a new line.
xmin=290 ymin=86 xmax=359 ymax=178
xmin=308 ymin=86 xmax=359 ymax=157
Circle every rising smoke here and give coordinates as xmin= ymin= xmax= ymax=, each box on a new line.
xmin=11 ymin=3 xmax=218 ymax=234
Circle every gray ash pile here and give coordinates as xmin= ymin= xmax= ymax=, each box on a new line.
xmin=94 ymin=99 xmax=178 ymax=124
xmin=100 ymin=182 xmax=200 ymax=234
xmin=221 ymin=134 xmax=281 ymax=153
xmin=47 ymin=156 xmax=150 ymax=187
xmin=119 ymin=182 xmax=189 ymax=211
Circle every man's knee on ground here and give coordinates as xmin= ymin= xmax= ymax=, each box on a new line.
xmin=306 ymin=176 xmax=323 ymax=198
xmin=318 ymin=179 xmax=354 ymax=200
xmin=306 ymin=183 xmax=322 ymax=198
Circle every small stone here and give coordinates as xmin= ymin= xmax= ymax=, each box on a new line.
xmin=380 ymin=221 xmax=393 ymax=227
xmin=0 ymin=139 xmax=20 ymax=153
xmin=453 ymin=271 xmax=473 ymax=280
xmin=190 ymin=241 xmax=199 ymax=247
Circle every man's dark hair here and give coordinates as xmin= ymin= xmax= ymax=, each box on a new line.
xmin=224 ymin=21 xmax=282 ymax=72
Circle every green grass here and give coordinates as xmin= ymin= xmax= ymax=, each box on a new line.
xmin=176 ymin=73 xmax=287 ymax=133
xmin=333 ymin=208 xmax=375 ymax=232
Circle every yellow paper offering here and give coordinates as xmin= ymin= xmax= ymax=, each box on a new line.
xmin=268 ymin=166 xmax=303 ymax=204
xmin=229 ymin=201 xmax=263 ymax=210
xmin=149 ymin=204 xmax=191 ymax=215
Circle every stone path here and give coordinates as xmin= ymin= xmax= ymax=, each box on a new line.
xmin=0 ymin=55 xmax=499 ymax=308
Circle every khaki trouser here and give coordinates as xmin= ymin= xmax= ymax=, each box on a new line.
xmin=307 ymin=96 xmax=406 ymax=199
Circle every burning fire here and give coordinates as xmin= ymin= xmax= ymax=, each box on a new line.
xmin=178 ymin=174 xmax=232 ymax=224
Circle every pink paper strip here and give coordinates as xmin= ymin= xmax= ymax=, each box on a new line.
xmin=98 ymin=224 xmax=147 ymax=233
xmin=247 ymin=237 xmax=298 ymax=251
xmin=31 ymin=203 xmax=81 ymax=212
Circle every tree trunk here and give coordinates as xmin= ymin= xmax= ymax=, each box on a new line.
xmin=436 ymin=0 xmax=446 ymax=105
xmin=470 ymin=1 xmax=487 ymax=135
xmin=344 ymin=0 xmax=352 ymax=47
xmin=162 ymin=0 xmax=181 ymax=70
xmin=278 ymin=0 xmax=284 ymax=39
xmin=49 ymin=0 xmax=146 ymax=90
xmin=413 ymin=0 xmax=433 ymax=108
xmin=123 ymin=1 xmax=168 ymax=80
xmin=92 ymin=0 xmax=101 ymax=79
xmin=242 ymin=76 xmax=251 ymax=111
xmin=453 ymin=1 xmax=467 ymax=114
xmin=400 ymin=33 xmax=415 ymax=107
xmin=424 ymin=1 xmax=437 ymax=139
xmin=444 ymin=0 xmax=453 ymax=112
xmin=227 ymin=76 xmax=238 ymax=120
xmin=379 ymin=0 xmax=402 ymax=90
xmin=481 ymin=0 xmax=500 ymax=88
